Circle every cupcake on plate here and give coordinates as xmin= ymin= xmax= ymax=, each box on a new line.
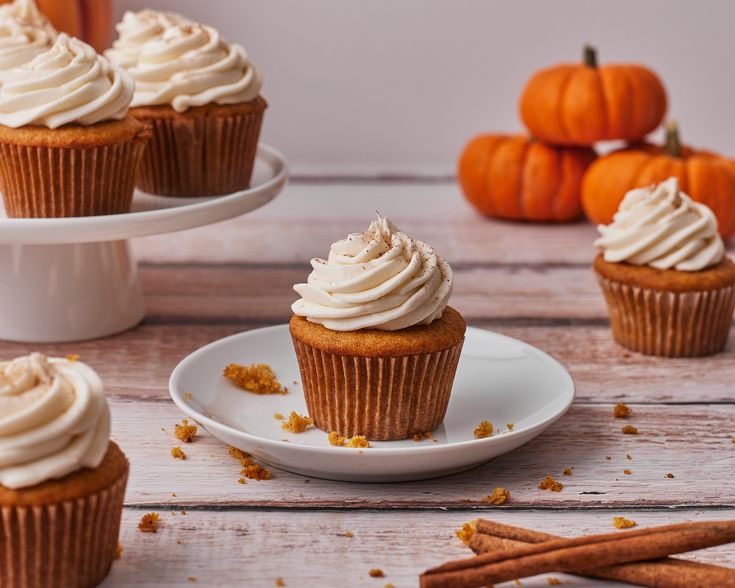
xmin=0 ymin=0 xmax=56 ymax=71
xmin=290 ymin=217 xmax=466 ymax=441
xmin=0 ymin=33 xmax=150 ymax=218
xmin=594 ymin=177 xmax=735 ymax=357
xmin=111 ymin=18 xmax=266 ymax=196
xmin=0 ymin=353 xmax=128 ymax=588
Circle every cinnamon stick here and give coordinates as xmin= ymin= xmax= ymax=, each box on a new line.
xmin=420 ymin=520 xmax=735 ymax=588
xmin=470 ymin=519 xmax=735 ymax=588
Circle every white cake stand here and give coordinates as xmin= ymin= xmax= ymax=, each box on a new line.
xmin=0 ymin=144 xmax=288 ymax=343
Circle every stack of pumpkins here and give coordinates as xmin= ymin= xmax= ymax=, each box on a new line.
xmin=458 ymin=46 xmax=735 ymax=239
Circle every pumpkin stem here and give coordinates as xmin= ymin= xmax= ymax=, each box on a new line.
xmin=583 ymin=45 xmax=597 ymax=68
xmin=665 ymin=120 xmax=682 ymax=158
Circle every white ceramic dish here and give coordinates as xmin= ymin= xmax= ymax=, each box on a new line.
xmin=170 ymin=324 xmax=575 ymax=483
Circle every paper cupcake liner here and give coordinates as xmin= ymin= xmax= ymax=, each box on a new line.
xmin=135 ymin=100 xmax=266 ymax=197
xmin=0 ymin=470 xmax=127 ymax=588
xmin=596 ymin=274 xmax=735 ymax=357
xmin=292 ymin=337 xmax=464 ymax=440
xmin=0 ymin=141 xmax=147 ymax=218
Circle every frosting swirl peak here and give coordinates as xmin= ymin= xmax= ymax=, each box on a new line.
xmin=595 ymin=178 xmax=725 ymax=271
xmin=0 ymin=353 xmax=110 ymax=490
xmin=0 ymin=0 xmax=56 ymax=71
xmin=0 ymin=33 xmax=134 ymax=129
xmin=0 ymin=0 xmax=56 ymax=39
xmin=292 ymin=217 xmax=454 ymax=331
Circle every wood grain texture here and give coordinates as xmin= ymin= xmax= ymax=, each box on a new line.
xmin=111 ymin=399 xmax=735 ymax=508
xmin=104 ymin=508 xmax=735 ymax=588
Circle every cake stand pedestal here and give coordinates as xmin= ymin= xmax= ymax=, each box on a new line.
xmin=0 ymin=144 xmax=288 ymax=343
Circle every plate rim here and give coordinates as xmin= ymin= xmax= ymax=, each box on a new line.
xmin=169 ymin=324 xmax=575 ymax=457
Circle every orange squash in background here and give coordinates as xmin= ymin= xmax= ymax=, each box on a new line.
xmin=519 ymin=46 xmax=667 ymax=146
xmin=0 ymin=0 xmax=113 ymax=52
xmin=459 ymin=134 xmax=596 ymax=222
xmin=581 ymin=122 xmax=735 ymax=238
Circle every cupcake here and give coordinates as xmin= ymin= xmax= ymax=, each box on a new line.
xmin=594 ymin=177 xmax=735 ymax=357
xmin=0 ymin=34 xmax=150 ymax=218
xmin=0 ymin=0 xmax=56 ymax=71
xmin=290 ymin=217 xmax=466 ymax=440
xmin=0 ymin=353 xmax=128 ymax=588
xmin=110 ymin=18 xmax=266 ymax=196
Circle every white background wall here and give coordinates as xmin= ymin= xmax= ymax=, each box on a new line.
xmin=116 ymin=0 xmax=735 ymax=176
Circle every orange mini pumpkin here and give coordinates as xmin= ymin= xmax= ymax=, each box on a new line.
xmin=458 ymin=134 xmax=596 ymax=222
xmin=581 ymin=122 xmax=735 ymax=238
xmin=520 ymin=46 xmax=667 ymax=146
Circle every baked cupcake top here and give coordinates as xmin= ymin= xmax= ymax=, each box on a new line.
xmin=128 ymin=22 xmax=262 ymax=112
xmin=292 ymin=217 xmax=454 ymax=331
xmin=106 ymin=8 xmax=189 ymax=69
xmin=0 ymin=33 xmax=134 ymax=129
xmin=595 ymin=177 xmax=725 ymax=271
xmin=0 ymin=0 xmax=56 ymax=70
xmin=0 ymin=353 xmax=110 ymax=490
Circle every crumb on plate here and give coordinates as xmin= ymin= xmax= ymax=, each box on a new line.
xmin=538 ymin=475 xmax=563 ymax=492
xmin=223 ymin=363 xmax=288 ymax=394
xmin=138 ymin=512 xmax=160 ymax=533
xmin=412 ymin=431 xmax=433 ymax=442
xmin=281 ymin=411 xmax=313 ymax=433
xmin=346 ymin=435 xmax=370 ymax=448
xmin=328 ymin=431 xmax=346 ymax=446
xmin=473 ymin=420 xmax=493 ymax=439
xmin=274 ymin=412 xmax=285 ymax=420
xmin=547 ymin=578 xmax=562 ymax=586
xmin=613 ymin=516 xmax=637 ymax=529
xmin=175 ymin=419 xmax=197 ymax=443
xmin=184 ymin=392 xmax=193 ymax=401
xmin=506 ymin=422 xmax=514 ymax=431
xmin=65 ymin=354 xmax=80 ymax=362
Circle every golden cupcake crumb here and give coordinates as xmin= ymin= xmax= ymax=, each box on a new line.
xmin=455 ymin=522 xmax=476 ymax=544
xmin=224 ymin=363 xmax=288 ymax=394
xmin=274 ymin=412 xmax=285 ymax=420
xmin=229 ymin=446 xmax=252 ymax=464
xmin=341 ymin=531 xmax=354 ymax=538
xmin=666 ymin=473 xmax=674 ymax=479
xmin=623 ymin=469 xmax=632 ymax=475
xmin=626 ymin=454 xmax=632 ymax=460
xmin=138 ymin=513 xmax=160 ymax=533
xmin=369 ymin=569 xmax=385 ymax=578
xmin=621 ymin=425 xmax=638 ymax=435
xmin=275 ymin=579 xmax=285 ymax=587
xmin=346 ymin=435 xmax=370 ymax=448
xmin=242 ymin=464 xmax=271 ymax=481
xmin=328 ymin=431 xmax=346 ymax=446
xmin=238 ymin=477 xmax=247 ymax=485
xmin=547 ymin=578 xmax=561 ymax=586
xmin=171 ymin=446 xmax=185 ymax=460
xmin=187 ymin=577 xmax=197 ymax=583
xmin=474 ymin=420 xmax=493 ymax=439
xmin=605 ymin=456 xmax=612 ymax=460
xmin=115 ymin=543 xmax=123 ymax=559
xmin=482 ymin=487 xmax=510 ymax=505
xmin=281 ymin=411 xmax=313 ymax=433
xmin=384 ymin=584 xmax=395 ymax=588
xmin=563 ymin=467 xmax=573 ymax=476
xmin=412 ymin=431 xmax=433 ymax=442
xmin=613 ymin=516 xmax=637 ymax=529
xmin=175 ymin=419 xmax=198 ymax=443
xmin=65 ymin=353 xmax=80 ymax=362
xmin=184 ymin=392 xmax=193 ymax=401
xmin=613 ymin=403 xmax=632 ymax=418
xmin=506 ymin=423 xmax=514 ymax=431
xmin=538 ymin=475 xmax=563 ymax=492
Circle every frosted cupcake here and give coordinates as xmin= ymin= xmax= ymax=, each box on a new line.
xmin=290 ymin=217 xmax=466 ymax=440
xmin=111 ymin=18 xmax=266 ymax=196
xmin=594 ymin=177 xmax=735 ymax=356
xmin=0 ymin=0 xmax=56 ymax=71
xmin=0 ymin=34 xmax=149 ymax=217
xmin=0 ymin=353 xmax=128 ymax=588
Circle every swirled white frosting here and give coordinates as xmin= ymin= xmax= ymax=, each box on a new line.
xmin=106 ymin=9 xmax=189 ymax=70
xmin=595 ymin=177 xmax=725 ymax=271
xmin=292 ymin=217 xmax=454 ymax=331
xmin=0 ymin=353 xmax=110 ymax=490
xmin=0 ymin=3 xmax=56 ymax=70
xmin=129 ymin=23 xmax=262 ymax=112
xmin=0 ymin=33 xmax=134 ymax=128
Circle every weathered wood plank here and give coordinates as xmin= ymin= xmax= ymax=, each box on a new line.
xmin=2 ymin=323 xmax=731 ymax=404
xmin=105 ymin=507 xmax=735 ymax=587
xmin=111 ymin=399 xmax=735 ymax=508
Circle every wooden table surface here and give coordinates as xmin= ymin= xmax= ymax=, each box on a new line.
xmin=5 ymin=181 xmax=734 ymax=587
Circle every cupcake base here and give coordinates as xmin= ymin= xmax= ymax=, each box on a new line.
xmin=290 ymin=307 xmax=466 ymax=440
xmin=0 ymin=442 xmax=129 ymax=588
xmin=594 ymin=254 xmax=735 ymax=357
xmin=131 ymin=97 xmax=267 ymax=197
xmin=0 ymin=118 xmax=150 ymax=218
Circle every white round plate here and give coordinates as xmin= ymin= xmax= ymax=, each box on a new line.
xmin=0 ymin=144 xmax=288 ymax=245
xmin=170 ymin=325 xmax=574 ymax=482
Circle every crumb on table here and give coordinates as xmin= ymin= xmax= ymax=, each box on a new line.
xmin=538 ymin=475 xmax=563 ymax=492
xmin=341 ymin=531 xmax=354 ymax=538
xmin=563 ymin=467 xmax=573 ymax=476
xmin=242 ymin=464 xmax=271 ymax=481
xmin=621 ymin=424 xmax=638 ymax=435
xmin=115 ymin=544 xmax=123 ymax=559
xmin=626 ymin=454 xmax=632 ymax=460
xmin=238 ymin=477 xmax=247 ymax=485
xmin=223 ymin=363 xmax=288 ymax=394
xmin=175 ymin=419 xmax=198 ymax=443
xmin=613 ymin=516 xmax=637 ymax=529
xmin=368 ymin=568 xmax=385 ymax=578
xmin=482 ymin=487 xmax=510 ymax=505
xmin=666 ymin=473 xmax=674 ymax=479
xmin=473 ymin=420 xmax=493 ymax=439
xmin=455 ymin=522 xmax=476 ymax=545
xmin=613 ymin=402 xmax=632 ymax=418
xmin=171 ymin=446 xmax=185 ymax=460
xmin=328 ymin=431 xmax=346 ymax=446
xmin=138 ymin=513 xmax=160 ymax=533
xmin=281 ymin=411 xmax=313 ymax=433
xmin=229 ymin=446 xmax=252 ymax=465
xmin=384 ymin=584 xmax=395 ymax=588
xmin=412 ymin=431 xmax=433 ymax=442
xmin=623 ymin=469 xmax=632 ymax=475
xmin=187 ymin=577 xmax=197 ymax=583
xmin=275 ymin=579 xmax=285 ymax=587
xmin=346 ymin=435 xmax=370 ymax=448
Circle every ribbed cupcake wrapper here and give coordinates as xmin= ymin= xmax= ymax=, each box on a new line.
xmin=135 ymin=104 xmax=265 ymax=197
xmin=0 ymin=141 xmax=147 ymax=218
xmin=596 ymin=274 xmax=735 ymax=357
xmin=292 ymin=337 xmax=464 ymax=440
xmin=0 ymin=472 xmax=127 ymax=588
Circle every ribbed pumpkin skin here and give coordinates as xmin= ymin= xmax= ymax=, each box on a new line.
xmin=519 ymin=62 xmax=667 ymax=146
xmin=581 ymin=143 xmax=735 ymax=238
xmin=458 ymin=134 xmax=596 ymax=222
